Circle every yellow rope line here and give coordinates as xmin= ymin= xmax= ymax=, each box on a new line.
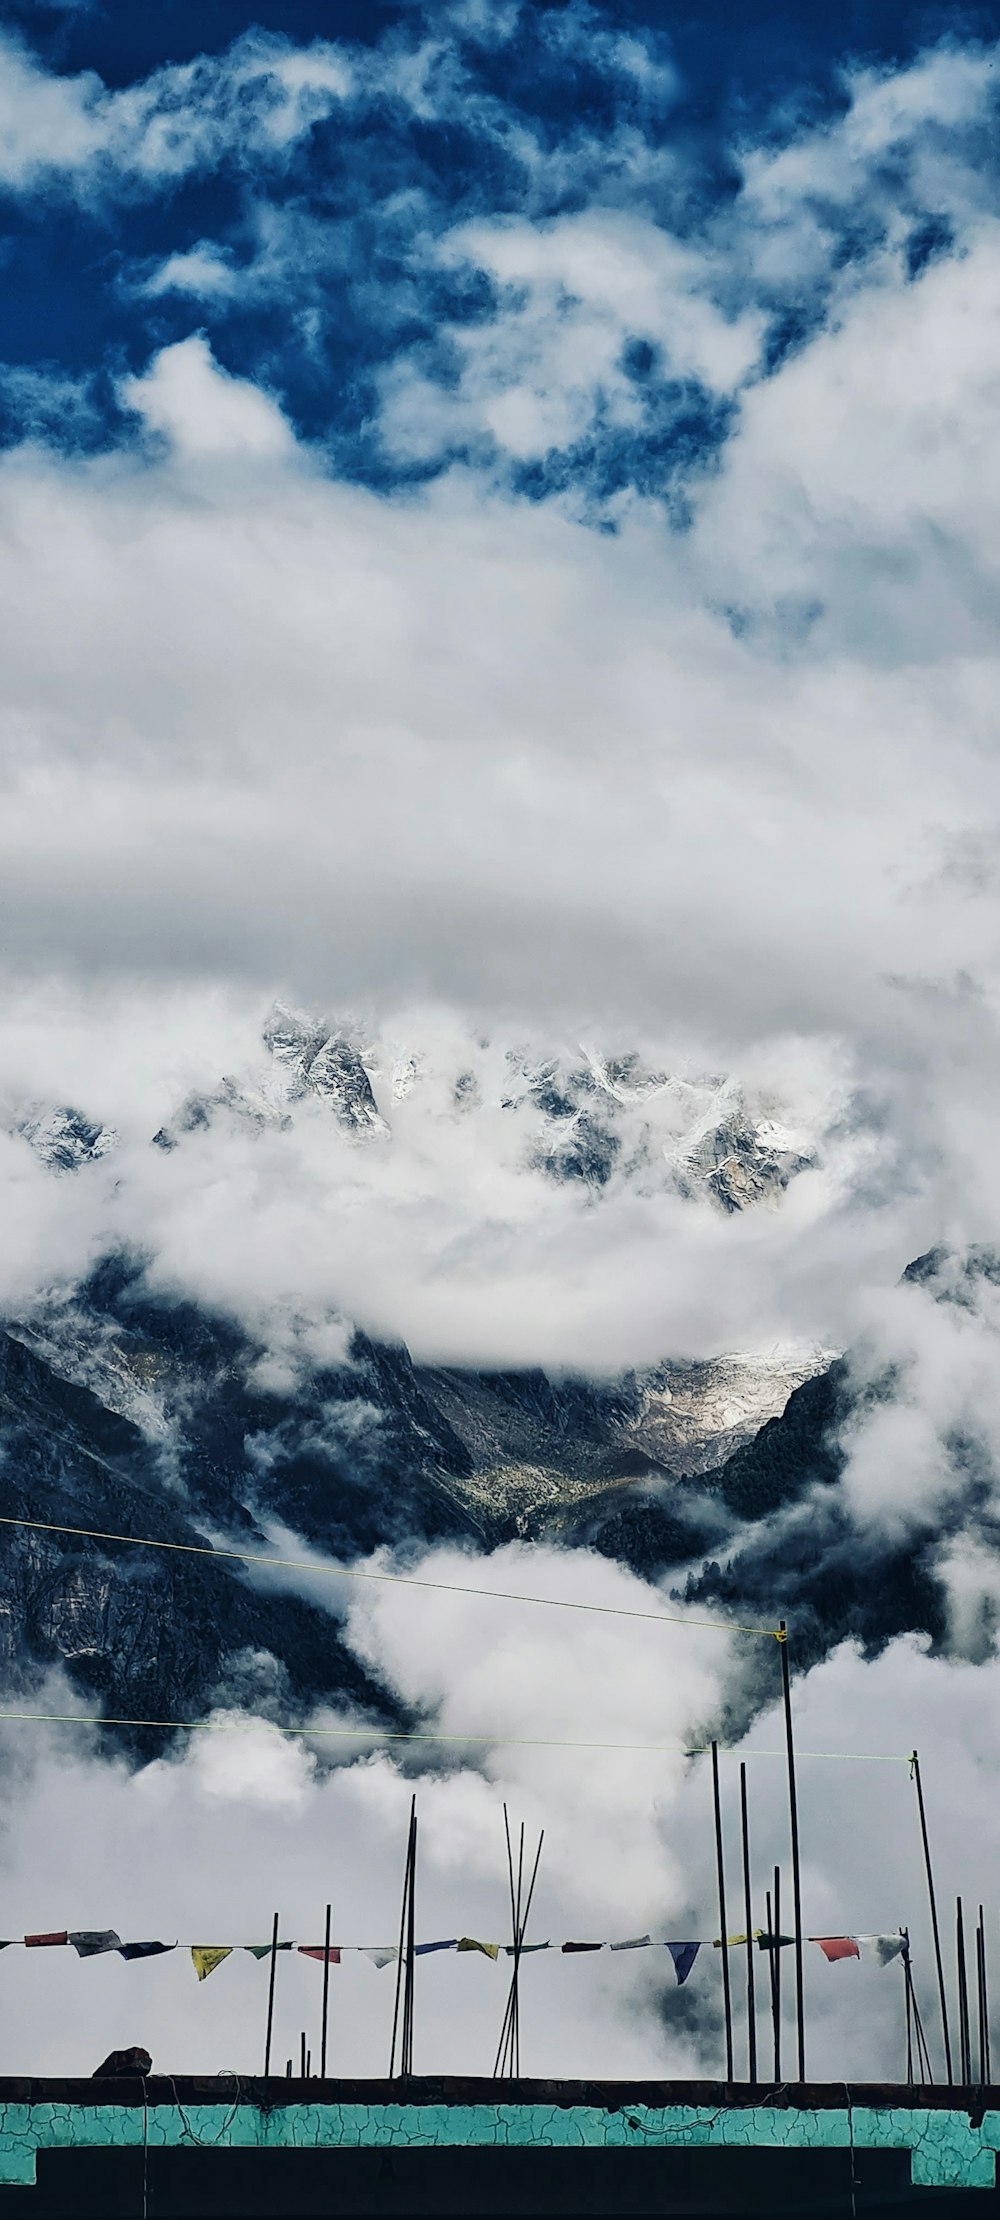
xmin=0 ymin=1514 xmax=781 ymax=1638
xmin=0 ymin=1710 xmax=908 ymax=1760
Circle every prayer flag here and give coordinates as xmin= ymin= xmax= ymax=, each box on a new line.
xmin=24 ymin=1932 xmax=67 ymax=1947
xmin=457 ymin=1938 xmax=499 ymax=1960
xmin=504 ymin=1943 xmax=550 ymax=1955
xmin=667 ymin=1941 xmax=700 ymax=1986
xmin=359 ymin=1947 xmax=396 ymax=1969
xmin=70 ymin=1931 xmax=122 ymax=1958
xmin=858 ymin=1934 xmax=906 ymax=1967
xmin=244 ymin=1942 xmax=294 ymax=1960
xmin=415 ymin=1939 xmax=457 ymax=1957
xmin=713 ymin=1932 xmax=760 ymax=1949
xmin=561 ymin=1942 xmax=603 ymax=1954
xmin=757 ymin=1933 xmax=794 ymax=1952
xmin=299 ymin=1946 xmax=341 ymax=1965
xmin=814 ymin=1936 xmax=860 ymax=1963
xmin=118 ymin=1942 xmax=175 ymax=1961
xmin=191 ymin=1946 xmax=232 ymax=1982
xmin=611 ymin=1936 xmax=651 ymax=1952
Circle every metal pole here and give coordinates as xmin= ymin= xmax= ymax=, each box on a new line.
xmin=320 ymin=1902 xmax=332 ymax=2080
xmin=300 ymin=2031 xmax=306 ymax=2079
xmin=977 ymin=1909 xmax=989 ymax=2085
xmin=911 ymin=1752 xmax=953 ymax=2083
xmin=263 ymin=1911 xmax=279 ymax=2080
xmin=740 ymin=1761 xmax=757 ymax=2083
xmin=778 ymin=1620 xmax=805 ymax=2080
xmin=711 ymin=1739 xmax=734 ymax=2081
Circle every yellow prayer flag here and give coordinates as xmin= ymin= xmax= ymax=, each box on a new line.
xmin=457 ymin=1937 xmax=499 ymax=1960
xmin=191 ymin=1946 xmax=232 ymax=1982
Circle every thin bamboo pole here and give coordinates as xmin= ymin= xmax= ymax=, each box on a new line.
xmin=778 ymin=1620 xmax=805 ymax=2080
xmin=911 ymin=1751 xmax=953 ymax=2083
xmin=263 ymin=1911 xmax=280 ymax=2079
xmin=711 ymin=1739 xmax=734 ymax=2081
xmin=320 ymin=1902 xmax=332 ymax=2080
xmin=739 ymin=1761 xmax=757 ymax=2083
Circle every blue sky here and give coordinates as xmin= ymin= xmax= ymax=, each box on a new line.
xmin=3 ymin=0 xmax=999 ymax=505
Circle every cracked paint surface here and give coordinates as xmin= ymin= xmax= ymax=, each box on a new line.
xmin=0 ymin=2100 xmax=997 ymax=2189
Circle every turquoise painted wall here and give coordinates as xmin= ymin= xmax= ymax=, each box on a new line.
xmin=0 ymin=2100 xmax=996 ymax=2191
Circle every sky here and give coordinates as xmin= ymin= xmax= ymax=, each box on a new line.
xmin=3 ymin=0 xmax=1000 ymax=2085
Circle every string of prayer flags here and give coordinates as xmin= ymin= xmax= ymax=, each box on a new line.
xmin=561 ymin=1942 xmax=603 ymax=1954
xmin=191 ymin=1947 xmax=232 ymax=1982
xmin=244 ymin=1942 xmax=294 ymax=1959
xmin=610 ymin=1936 xmax=651 ymax=1952
xmin=359 ymin=1947 xmax=396 ymax=1969
xmin=666 ymin=1942 xmax=700 ymax=1986
xmin=299 ymin=1946 xmax=341 ymax=1965
xmin=457 ymin=1937 xmax=499 ymax=1960
xmin=415 ymin=1940 xmax=457 ymax=1957
xmin=24 ymin=1932 xmax=67 ymax=1948
xmin=118 ymin=1942 xmax=175 ymax=1961
xmin=70 ymin=1931 xmax=122 ymax=1958
xmin=814 ymin=1936 xmax=860 ymax=1964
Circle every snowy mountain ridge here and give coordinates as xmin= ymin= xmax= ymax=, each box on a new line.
xmin=15 ymin=1001 xmax=819 ymax=1213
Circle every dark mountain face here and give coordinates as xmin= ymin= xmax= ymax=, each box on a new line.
xmin=0 ymin=1243 xmax=983 ymax=1758
xmin=0 ymin=1327 xmax=401 ymax=1759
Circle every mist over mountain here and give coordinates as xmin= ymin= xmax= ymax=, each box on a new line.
xmin=4 ymin=1011 xmax=996 ymax=1756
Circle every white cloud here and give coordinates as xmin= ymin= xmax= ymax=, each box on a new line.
xmin=0 ymin=1621 xmax=994 ymax=2079
xmin=142 ymin=246 xmax=241 ymax=304
xmin=0 ymin=28 xmax=351 ymax=195
xmin=120 ymin=336 xmax=294 ymax=459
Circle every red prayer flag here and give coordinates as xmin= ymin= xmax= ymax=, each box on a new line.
xmin=814 ymin=1936 xmax=860 ymax=1963
xmin=298 ymin=1946 xmax=342 ymax=1965
xmin=24 ymin=1932 xmax=68 ymax=1948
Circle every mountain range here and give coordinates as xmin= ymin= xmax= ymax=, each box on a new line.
xmin=0 ymin=1007 xmax=966 ymax=1754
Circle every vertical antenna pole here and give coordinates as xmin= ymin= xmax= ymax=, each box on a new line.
xmin=402 ymin=1805 xmax=418 ymax=2075
xmin=773 ymin=1866 xmax=782 ymax=2081
xmin=300 ymin=2031 xmax=306 ymax=2079
xmin=263 ymin=1911 xmax=280 ymax=2080
xmin=778 ymin=1621 xmax=805 ymax=2080
xmin=957 ymin=1898 xmax=972 ymax=2085
xmin=320 ymin=1902 xmax=332 ymax=2080
xmin=740 ymin=1761 xmax=757 ymax=2083
xmin=982 ymin=1910 xmax=991 ymax=2085
xmin=711 ymin=1740 xmax=734 ymax=2081
xmin=765 ymin=1887 xmax=776 ymax=2080
xmin=905 ymin=1947 xmax=915 ymax=2085
xmin=977 ymin=1908 xmax=990 ymax=2085
xmin=911 ymin=1752 xmax=953 ymax=2083
xmin=390 ymin=1795 xmax=415 ymax=2077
